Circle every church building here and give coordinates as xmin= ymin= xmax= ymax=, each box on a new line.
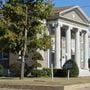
xmin=40 ymin=6 xmax=90 ymax=76
xmin=0 ymin=5 xmax=90 ymax=77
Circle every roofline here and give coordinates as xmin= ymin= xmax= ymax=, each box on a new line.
xmin=59 ymin=6 xmax=89 ymax=22
xmin=47 ymin=16 xmax=89 ymax=27
xmin=77 ymin=6 xmax=89 ymax=21
xmin=59 ymin=6 xmax=78 ymax=14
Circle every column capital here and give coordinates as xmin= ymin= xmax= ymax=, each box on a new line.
xmin=72 ymin=28 xmax=81 ymax=33
xmin=61 ymin=25 xmax=73 ymax=30
xmin=69 ymin=26 xmax=73 ymax=30
xmin=48 ymin=22 xmax=62 ymax=29
xmin=80 ymin=30 xmax=87 ymax=34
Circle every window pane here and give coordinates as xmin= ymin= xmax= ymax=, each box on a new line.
xmin=0 ymin=52 xmax=2 ymax=59
xmin=3 ymin=52 xmax=9 ymax=58
xmin=0 ymin=51 xmax=8 ymax=60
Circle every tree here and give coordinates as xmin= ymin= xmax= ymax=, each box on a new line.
xmin=0 ymin=0 xmax=52 ymax=79
xmin=32 ymin=51 xmax=43 ymax=69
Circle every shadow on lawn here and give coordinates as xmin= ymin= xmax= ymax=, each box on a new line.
xmin=0 ymin=77 xmax=20 ymax=80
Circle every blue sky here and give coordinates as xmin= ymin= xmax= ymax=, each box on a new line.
xmin=54 ymin=0 xmax=90 ymax=17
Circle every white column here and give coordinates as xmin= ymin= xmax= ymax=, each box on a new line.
xmin=55 ymin=23 xmax=61 ymax=69
xmin=75 ymin=29 xmax=80 ymax=69
xmin=84 ymin=31 xmax=89 ymax=69
xmin=66 ymin=27 xmax=71 ymax=60
xmin=47 ymin=49 xmax=50 ymax=68
xmin=47 ymin=25 xmax=51 ymax=68
xmin=80 ymin=32 xmax=84 ymax=68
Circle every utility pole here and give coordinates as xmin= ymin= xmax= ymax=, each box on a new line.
xmin=21 ymin=5 xmax=28 ymax=79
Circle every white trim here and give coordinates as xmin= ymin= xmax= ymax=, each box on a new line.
xmin=58 ymin=21 xmax=88 ymax=31
xmin=59 ymin=6 xmax=89 ymax=22
xmin=59 ymin=6 xmax=79 ymax=14
xmin=77 ymin=6 xmax=89 ymax=21
xmin=60 ymin=16 xmax=89 ymax=26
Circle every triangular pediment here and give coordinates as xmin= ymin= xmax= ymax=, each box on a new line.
xmin=59 ymin=6 xmax=89 ymax=24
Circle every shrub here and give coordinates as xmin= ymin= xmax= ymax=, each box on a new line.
xmin=88 ymin=58 xmax=90 ymax=69
xmin=31 ymin=68 xmax=52 ymax=77
xmin=63 ymin=60 xmax=79 ymax=77
xmin=54 ymin=69 xmax=66 ymax=77
xmin=0 ymin=64 xmax=4 ymax=76
xmin=31 ymin=69 xmax=45 ymax=77
xmin=43 ymin=68 xmax=51 ymax=77
xmin=32 ymin=62 xmax=42 ymax=68
xmin=24 ymin=66 xmax=33 ymax=77
xmin=9 ymin=62 xmax=21 ymax=77
xmin=9 ymin=62 xmax=27 ymax=77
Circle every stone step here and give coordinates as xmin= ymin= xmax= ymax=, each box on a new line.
xmin=79 ymin=69 xmax=90 ymax=76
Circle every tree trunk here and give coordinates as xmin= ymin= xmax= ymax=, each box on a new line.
xmin=20 ymin=6 xmax=28 ymax=79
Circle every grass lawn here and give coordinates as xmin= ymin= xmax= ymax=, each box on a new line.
xmin=0 ymin=77 xmax=90 ymax=86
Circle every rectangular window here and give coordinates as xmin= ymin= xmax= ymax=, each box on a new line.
xmin=0 ymin=52 xmax=9 ymax=60
xmin=51 ymin=52 xmax=55 ymax=66
xmin=50 ymin=27 xmax=55 ymax=35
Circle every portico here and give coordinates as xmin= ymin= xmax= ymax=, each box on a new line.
xmin=46 ymin=6 xmax=90 ymax=76
xmin=49 ymin=23 xmax=88 ymax=68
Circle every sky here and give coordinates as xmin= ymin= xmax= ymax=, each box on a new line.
xmin=54 ymin=0 xmax=90 ymax=17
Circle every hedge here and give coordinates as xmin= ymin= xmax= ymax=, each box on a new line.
xmin=54 ymin=69 xmax=66 ymax=77
xmin=31 ymin=68 xmax=51 ymax=77
xmin=31 ymin=69 xmax=45 ymax=77
xmin=0 ymin=64 xmax=4 ymax=76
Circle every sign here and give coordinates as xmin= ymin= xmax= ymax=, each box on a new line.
xmin=64 ymin=61 xmax=73 ymax=70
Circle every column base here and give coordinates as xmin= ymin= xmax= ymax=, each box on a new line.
xmin=54 ymin=65 xmax=62 ymax=69
xmin=79 ymin=68 xmax=90 ymax=77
